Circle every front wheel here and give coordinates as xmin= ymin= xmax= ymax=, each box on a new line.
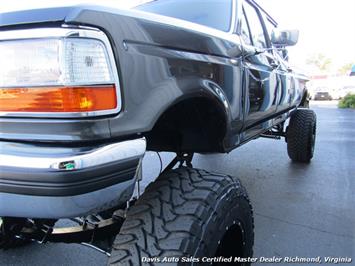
xmin=109 ymin=167 xmax=254 ymax=266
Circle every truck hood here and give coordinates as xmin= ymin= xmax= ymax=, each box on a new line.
xmin=0 ymin=0 xmax=141 ymax=13
xmin=0 ymin=0 xmax=236 ymax=47
xmin=0 ymin=0 xmax=141 ymax=27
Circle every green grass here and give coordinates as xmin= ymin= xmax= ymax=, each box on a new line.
xmin=338 ymin=93 xmax=355 ymax=109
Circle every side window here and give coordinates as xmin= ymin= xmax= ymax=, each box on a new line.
xmin=243 ymin=3 xmax=267 ymax=49
xmin=240 ymin=8 xmax=252 ymax=45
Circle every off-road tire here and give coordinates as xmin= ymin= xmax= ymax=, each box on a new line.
xmin=287 ymin=109 xmax=317 ymax=163
xmin=109 ymin=167 xmax=254 ymax=266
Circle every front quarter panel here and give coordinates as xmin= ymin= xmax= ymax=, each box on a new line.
xmin=64 ymin=7 xmax=245 ymax=139
xmin=0 ymin=5 xmax=245 ymax=147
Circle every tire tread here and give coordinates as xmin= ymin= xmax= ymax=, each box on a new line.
xmin=287 ymin=109 xmax=317 ymax=162
xmin=108 ymin=167 xmax=254 ymax=265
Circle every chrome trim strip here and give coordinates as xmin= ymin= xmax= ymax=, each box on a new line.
xmin=0 ymin=26 xmax=122 ymax=118
xmin=0 ymin=138 xmax=146 ymax=170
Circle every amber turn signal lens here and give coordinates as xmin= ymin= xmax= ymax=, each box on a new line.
xmin=0 ymin=85 xmax=117 ymax=113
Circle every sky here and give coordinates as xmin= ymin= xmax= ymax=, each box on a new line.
xmin=257 ymin=0 xmax=355 ymax=73
xmin=1 ymin=0 xmax=354 ymax=74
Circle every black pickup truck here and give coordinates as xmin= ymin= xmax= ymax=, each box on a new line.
xmin=0 ymin=0 xmax=316 ymax=265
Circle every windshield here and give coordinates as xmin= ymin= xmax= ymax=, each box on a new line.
xmin=135 ymin=0 xmax=233 ymax=32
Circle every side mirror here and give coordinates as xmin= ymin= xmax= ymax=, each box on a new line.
xmin=271 ymin=29 xmax=299 ymax=47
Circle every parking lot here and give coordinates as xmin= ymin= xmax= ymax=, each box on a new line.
xmin=1 ymin=101 xmax=354 ymax=265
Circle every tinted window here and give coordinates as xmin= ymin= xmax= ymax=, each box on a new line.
xmin=243 ymin=3 xmax=267 ymax=49
xmin=136 ymin=0 xmax=233 ymax=32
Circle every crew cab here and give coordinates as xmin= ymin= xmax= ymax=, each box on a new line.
xmin=0 ymin=1 xmax=316 ymax=265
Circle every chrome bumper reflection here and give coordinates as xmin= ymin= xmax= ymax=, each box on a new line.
xmin=0 ymin=138 xmax=146 ymax=171
xmin=0 ymin=138 xmax=146 ymax=218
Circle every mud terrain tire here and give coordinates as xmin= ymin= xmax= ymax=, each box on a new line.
xmin=109 ymin=167 xmax=254 ymax=266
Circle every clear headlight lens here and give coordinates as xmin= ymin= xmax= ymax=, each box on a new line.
xmin=0 ymin=38 xmax=114 ymax=87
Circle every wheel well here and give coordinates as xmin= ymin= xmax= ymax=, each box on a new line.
xmin=144 ymin=97 xmax=227 ymax=153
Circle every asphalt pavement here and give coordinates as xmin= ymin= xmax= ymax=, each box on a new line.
xmin=1 ymin=101 xmax=354 ymax=265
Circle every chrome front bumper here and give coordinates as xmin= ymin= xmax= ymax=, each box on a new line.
xmin=0 ymin=138 xmax=146 ymax=218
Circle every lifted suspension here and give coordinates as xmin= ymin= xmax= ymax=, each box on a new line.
xmin=260 ymin=123 xmax=287 ymax=141
xmin=161 ymin=152 xmax=194 ymax=175
xmin=0 ymin=212 xmax=125 ymax=255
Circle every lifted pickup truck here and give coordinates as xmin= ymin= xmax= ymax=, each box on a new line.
xmin=0 ymin=0 xmax=316 ymax=264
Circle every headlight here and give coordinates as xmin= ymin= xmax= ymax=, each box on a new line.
xmin=0 ymin=27 xmax=121 ymax=117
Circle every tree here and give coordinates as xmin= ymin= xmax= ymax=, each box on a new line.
xmin=338 ymin=62 xmax=354 ymax=75
xmin=306 ymin=53 xmax=332 ymax=72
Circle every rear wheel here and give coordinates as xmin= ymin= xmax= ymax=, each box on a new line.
xmin=108 ymin=167 xmax=254 ymax=266
xmin=287 ymin=109 xmax=317 ymax=163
